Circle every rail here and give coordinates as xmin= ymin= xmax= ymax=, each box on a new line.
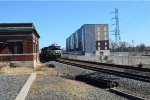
xmin=56 ymin=59 xmax=150 ymax=83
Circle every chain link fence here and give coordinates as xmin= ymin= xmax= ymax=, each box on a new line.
xmin=62 ymin=54 xmax=150 ymax=68
xmin=108 ymin=55 xmax=150 ymax=67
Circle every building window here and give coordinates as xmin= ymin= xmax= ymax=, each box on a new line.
xmin=98 ymin=47 xmax=101 ymax=50
xmin=98 ymin=42 xmax=100 ymax=46
xmin=97 ymin=26 xmax=100 ymax=31
xmin=104 ymin=32 xmax=107 ymax=36
xmin=98 ymin=32 xmax=100 ymax=36
xmin=105 ymin=47 xmax=107 ymax=50
xmin=8 ymin=41 xmax=23 ymax=54
xmin=16 ymin=42 xmax=23 ymax=54
xmin=98 ymin=37 xmax=100 ymax=40
xmin=105 ymin=37 xmax=107 ymax=40
xmin=105 ymin=42 xmax=107 ymax=45
xmin=104 ymin=27 xmax=107 ymax=31
xmin=8 ymin=42 xmax=15 ymax=54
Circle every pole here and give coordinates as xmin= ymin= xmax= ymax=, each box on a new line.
xmin=111 ymin=8 xmax=121 ymax=46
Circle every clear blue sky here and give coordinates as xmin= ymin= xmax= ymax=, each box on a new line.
xmin=0 ymin=0 xmax=150 ymax=49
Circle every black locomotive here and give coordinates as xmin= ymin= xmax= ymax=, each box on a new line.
xmin=40 ymin=43 xmax=61 ymax=62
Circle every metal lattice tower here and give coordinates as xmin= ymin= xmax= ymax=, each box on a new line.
xmin=111 ymin=8 xmax=121 ymax=45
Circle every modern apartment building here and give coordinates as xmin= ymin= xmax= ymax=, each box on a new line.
xmin=66 ymin=24 xmax=110 ymax=56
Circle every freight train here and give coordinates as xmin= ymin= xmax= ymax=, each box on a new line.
xmin=40 ymin=43 xmax=61 ymax=61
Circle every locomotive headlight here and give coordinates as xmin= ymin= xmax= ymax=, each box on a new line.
xmin=55 ymin=51 xmax=58 ymax=55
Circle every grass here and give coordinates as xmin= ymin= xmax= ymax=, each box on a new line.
xmin=0 ymin=62 xmax=58 ymax=75
xmin=34 ymin=64 xmax=58 ymax=75
xmin=29 ymin=75 xmax=92 ymax=100
xmin=0 ymin=66 xmax=34 ymax=74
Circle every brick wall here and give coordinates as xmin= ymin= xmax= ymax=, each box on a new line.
xmin=96 ymin=40 xmax=109 ymax=50
xmin=0 ymin=31 xmax=39 ymax=62
xmin=0 ymin=55 xmax=33 ymax=61
xmin=0 ymin=35 xmax=33 ymax=54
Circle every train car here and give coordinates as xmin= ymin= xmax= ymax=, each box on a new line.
xmin=40 ymin=47 xmax=49 ymax=62
xmin=47 ymin=43 xmax=61 ymax=60
xmin=40 ymin=43 xmax=61 ymax=62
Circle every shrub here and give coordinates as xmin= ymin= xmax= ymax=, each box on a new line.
xmin=137 ymin=63 xmax=143 ymax=68
xmin=107 ymin=59 xmax=113 ymax=64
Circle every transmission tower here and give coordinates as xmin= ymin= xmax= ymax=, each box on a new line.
xmin=111 ymin=8 xmax=121 ymax=45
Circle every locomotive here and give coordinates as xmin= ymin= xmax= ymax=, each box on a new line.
xmin=40 ymin=43 xmax=61 ymax=61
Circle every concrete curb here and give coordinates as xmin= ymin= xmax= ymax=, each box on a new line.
xmin=15 ymin=73 xmax=36 ymax=100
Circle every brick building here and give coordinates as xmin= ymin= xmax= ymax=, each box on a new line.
xmin=66 ymin=24 xmax=110 ymax=56
xmin=0 ymin=23 xmax=40 ymax=68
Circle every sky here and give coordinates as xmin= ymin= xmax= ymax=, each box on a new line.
xmin=0 ymin=0 xmax=150 ymax=49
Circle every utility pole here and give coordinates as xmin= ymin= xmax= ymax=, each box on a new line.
xmin=132 ymin=40 xmax=135 ymax=52
xmin=111 ymin=8 xmax=121 ymax=46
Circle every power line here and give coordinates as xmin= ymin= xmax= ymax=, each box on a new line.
xmin=121 ymin=0 xmax=143 ymax=24
xmin=123 ymin=1 xmax=150 ymax=35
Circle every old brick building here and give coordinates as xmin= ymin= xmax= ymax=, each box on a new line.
xmin=0 ymin=23 xmax=40 ymax=68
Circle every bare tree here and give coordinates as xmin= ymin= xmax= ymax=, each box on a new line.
xmin=136 ymin=43 xmax=146 ymax=52
xmin=110 ymin=39 xmax=118 ymax=52
xmin=119 ymin=42 xmax=129 ymax=52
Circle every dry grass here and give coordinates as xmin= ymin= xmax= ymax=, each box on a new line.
xmin=34 ymin=63 xmax=58 ymax=75
xmin=0 ymin=66 xmax=35 ymax=74
xmin=0 ymin=63 xmax=58 ymax=75
xmin=63 ymin=80 xmax=88 ymax=98
xmin=29 ymin=76 xmax=91 ymax=100
xmin=107 ymin=59 xmax=113 ymax=64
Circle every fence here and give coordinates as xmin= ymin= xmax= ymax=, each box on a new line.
xmin=108 ymin=56 xmax=150 ymax=67
xmin=62 ymin=54 xmax=150 ymax=68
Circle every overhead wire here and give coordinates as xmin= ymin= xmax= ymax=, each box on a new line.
xmin=123 ymin=1 xmax=149 ymax=33
xmin=121 ymin=0 xmax=143 ymax=24
xmin=121 ymin=0 xmax=150 ymax=45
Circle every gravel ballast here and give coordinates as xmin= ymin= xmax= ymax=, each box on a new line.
xmin=49 ymin=61 xmax=150 ymax=99
xmin=0 ymin=74 xmax=30 ymax=100
xmin=89 ymin=72 xmax=150 ymax=99
xmin=49 ymin=61 xmax=96 ymax=78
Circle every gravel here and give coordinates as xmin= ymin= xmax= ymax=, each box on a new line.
xmin=0 ymin=74 xmax=30 ymax=100
xmin=2 ymin=61 xmax=148 ymax=100
xmin=89 ymin=72 xmax=150 ymax=99
xmin=49 ymin=61 xmax=150 ymax=99
xmin=49 ymin=61 xmax=96 ymax=79
xmin=26 ymin=74 xmax=127 ymax=100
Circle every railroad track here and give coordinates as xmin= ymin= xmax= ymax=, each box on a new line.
xmin=56 ymin=58 xmax=150 ymax=83
xmin=75 ymin=75 xmax=118 ymax=88
xmin=109 ymin=88 xmax=146 ymax=100
xmin=60 ymin=58 xmax=150 ymax=72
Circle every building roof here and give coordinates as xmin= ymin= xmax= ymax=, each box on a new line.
xmin=0 ymin=23 xmax=40 ymax=38
xmin=82 ymin=24 xmax=108 ymax=27
xmin=83 ymin=24 xmax=108 ymax=25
